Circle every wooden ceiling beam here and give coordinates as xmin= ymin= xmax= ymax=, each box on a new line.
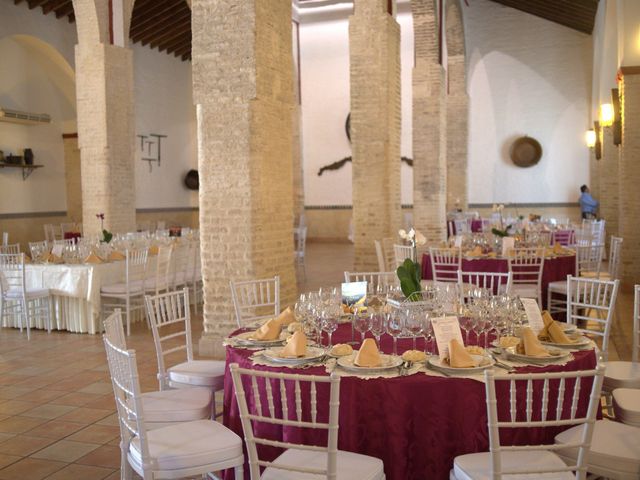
xmin=489 ymin=0 xmax=597 ymax=34
xmin=164 ymin=35 xmax=191 ymax=54
xmin=27 ymin=0 xmax=49 ymax=8
xmin=135 ymin=9 xmax=191 ymax=45
xmin=130 ymin=0 xmax=187 ymax=36
xmin=55 ymin=2 xmax=74 ymax=18
xmin=175 ymin=42 xmax=192 ymax=56
xmin=151 ymin=21 xmax=191 ymax=49
xmin=43 ymin=0 xmax=69 ymax=15
xmin=181 ymin=52 xmax=191 ymax=61
xmin=13 ymin=0 xmax=27 ymax=5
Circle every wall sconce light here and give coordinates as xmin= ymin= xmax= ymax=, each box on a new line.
xmin=600 ymin=103 xmax=614 ymax=127
xmin=585 ymin=129 xmax=596 ymax=148
xmin=594 ymin=121 xmax=602 ymax=160
xmin=611 ymin=88 xmax=622 ymax=146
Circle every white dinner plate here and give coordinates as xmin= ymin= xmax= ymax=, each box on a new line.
xmin=540 ymin=334 xmax=592 ymax=350
xmin=427 ymin=354 xmax=494 ymax=374
xmin=262 ymin=346 xmax=327 ymax=365
xmin=337 ymin=353 xmax=403 ymax=373
xmin=506 ymin=347 xmax=571 ymax=364
xmin=557 ymin=322 xmax=578 ymax=333
xmin=233 ymin=331 xmax=287 ymax=347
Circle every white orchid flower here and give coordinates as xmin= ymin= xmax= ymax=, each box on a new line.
xmin=408 ymin=228 xmax=415 ymax=239
xmin=415 ymin=232 xmax=426 ymax=246
xmin=398 ymin=229 xmax=407 ymax=239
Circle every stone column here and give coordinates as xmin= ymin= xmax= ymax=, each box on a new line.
xmin=446 ymin=56 xmax=468 ymax=211
xmin=618 ymin=69 xmax=640 ymax=286
xmin=75 ymin=43 xmax=136 ymax=237
xmin=598 ymin=127 xmax=619 ymax=244
xmin=412 ymin=0 xmax=447 ymax=244
xmin=292 ymin=82 xmax=305 ymax=223
xmin=349 ymin=0 xmax=402 ymax=270
xmin=62 ymin=134 xmax=83 ymax=223
xmin=192 ymin=0 xmax=297 ymax=357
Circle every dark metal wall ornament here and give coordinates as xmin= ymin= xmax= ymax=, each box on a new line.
xmin=137 ymin=133 xmax=168 ymax=172
xmin=611 ymin=88 xmax=622 ymax=146
xmin=594 ymin=121 xmax=602 ymax=160
xmin=184 ymin=169 xmax=199 ymax=190
xmin=509 ymin=136 xmax=543 ymax=168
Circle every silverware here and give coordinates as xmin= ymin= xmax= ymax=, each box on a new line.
xmin=426 ymin=363 xmax=451 ymax=377
xmin=488 ymin=352 xmax=515 ymax=372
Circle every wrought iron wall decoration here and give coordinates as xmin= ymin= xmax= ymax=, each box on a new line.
xmin=137 ymin=133 xmax=167 ymax=172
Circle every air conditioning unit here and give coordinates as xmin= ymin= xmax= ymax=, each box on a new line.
xmin=0 ymin=107 xmax=51 ymax=125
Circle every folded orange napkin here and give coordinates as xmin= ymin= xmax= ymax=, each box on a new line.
xmin=518 ymin=327 xmax=550 ymax=357
xmin=108 ymin=251 xmax=126 ymax=261
xmin=253 ymin=318 xmax=281 ymax=341
xmin=84 ymin=253 xmax=103 ymax=264
xmin=538 ymin=311 xmax=573 ymax=344
xmin=276 ymin=306 xmax=296 ymax=326
xmin=466 ymin=246 xmax=483 ymax=257
xmin=448 ymin=339 xmax=477 ymax=368
xmin=354 ymin=338 xmax=382 ymax=367
xmin=553 ymin=242 xmax=564 ymax=255
xmin=280 ymin=331 xmax=307 ymax=358
xmin=148 ymin=245 xmax=159 ymax=256
xmin=43 ymin=253 xmax=63 ymax=264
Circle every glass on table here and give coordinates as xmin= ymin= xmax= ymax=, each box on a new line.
xmin=320 ymin=308 xmax=339 ymax=348
xmin=404 ymin=309 xmax=423 ymax=351
xmin=353 ymin=309 xmax=371 ymax=346
xmin=369 ymin=311 xmax=386 ymax=352
xmin=385 ymin=311 xmax=404 ymax=356
xmin=421 ymin=312 xmax=434 ymax=355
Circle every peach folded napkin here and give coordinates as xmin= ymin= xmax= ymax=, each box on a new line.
xmin=43 ymin=253 xmax=63 ymax=264
xmin=466 ymin=246 xmax=483 ymax=257
xmin=253 ymin=318 xmax=281 ymax=341
xmin=518 ymin=327 xmax=550 ymax=357
xmin=538 ymin=311 xmax=573 ymax=344
xmin=280 ymin=331 xmax=307 ymax=358
xmin=448 ymin=339 xmax=477 ymax=368
xmin=84 ymin=253 xmax=103 ymax=264
xmin=148 ymin=245 xmax=159 ymax=256
xmin=354 ymin=338 xmax=382 ymax=367
xmin=276 ymin=306 xmax=296 ymax=326
xmin=24 ymin=255 xmax=32 ymax=264
xmin=553 ymin=242 xmax=564 ymax=255
xmin=108 ymin=251 xmax=126 ymax=261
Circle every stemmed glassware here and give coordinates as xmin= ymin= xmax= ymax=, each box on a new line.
xmin=421 ymin=312 xmax=434 ymax=354
xmin=404 ymin=309 xmax=423 ymax=351
xmin=353 ymin=310 xmax=371 ymax=346
xmin=386 ymin=311 xmax=404 ymax=356
xmin=369 ymin=311 xmax=386 ymax=351
xmin=320 ymin=307 xmax=339 ymax=348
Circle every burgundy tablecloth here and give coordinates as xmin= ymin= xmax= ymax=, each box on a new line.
xmin=447 ymin=219 xmax=484 ymax=236
xmin=223 ymin=324 xmax=596 ymax=480
xmin=421 ymin=254 xmax=576 ymax=310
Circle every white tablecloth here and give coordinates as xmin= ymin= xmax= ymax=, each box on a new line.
xmin=3 ymin=261 xmax=126 ymax=334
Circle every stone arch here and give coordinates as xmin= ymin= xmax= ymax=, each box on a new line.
xmin=71 ymin=0 xmax=108 ymax=45
xmin=445 ymin=0 xmax=468 ymax=211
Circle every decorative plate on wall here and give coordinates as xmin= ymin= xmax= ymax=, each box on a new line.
xmin=510 ymin=136 xmax=542 ymax=168
xmin=184 ymin=169 xmax=199 ymax=190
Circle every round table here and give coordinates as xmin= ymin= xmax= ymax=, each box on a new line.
xmin=421 ymin=253 xmax=576 ymax=310
xmin=223 ymin=324 xmax=597 ymax=480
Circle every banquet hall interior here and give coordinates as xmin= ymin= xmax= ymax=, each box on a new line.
xmin=1 ymin=0 xmax=640 ymax=479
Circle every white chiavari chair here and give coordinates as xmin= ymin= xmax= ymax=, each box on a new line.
xmin=430 ymin=247 xmax=462 ymax=283
xmin=169 ymin=241 xmax=190 ymax=292
xmin=294 ymin=226 xmax=307 ymax=278
xmin=101 ymin=249 xmax=148 ymax=336
xmin=144 ymin=244 xmax=173 ymax=297
xmin=344 ymin=271 xmax=399 ymax=293
xmin=0 ymin=243 xmax=20 ymax=254
xmin=229 ymin=364 xmax=385 ymax=480
xmin=0 ymin=253 xmax=51 ymax=339
xmin=381 ymin=238 xmax=396 ymax=271
xmin=566 ymin=276 xmax=619 ymax=360
xmin=393 ymin=244 xmax=415 ymax=267
xmin=457 ymin=270 xmax=512 ymax=297
xmin=1 ymin=232 xmax=8 ymax=246
xmin=452 ymin=366 xmax=605 ymax=480
xmin=525 ymin=230 xmax=552 ymax=246
xmin=145 ymin=289 xmax=226 ymax=416
xmin=183 ymin=240 xmax=202 ymax=315
xmin=552 ymin=229 xmax=575 ymax=246
xmin=230 ymin=275 xmax=280 ymax=328
xmin=103 ymin=310 xmax=214 ymax=430
xmin=375 ymin=240 xmax=387 ymax=272
xmin=28 ymin=240 xmax=49 ymax=261
xmin=103 ymin=322 xmax=243 ymax=480
xmin=582 ymin=236 xmax=623 ymax=280
xmin=507 ymin=247 xmax=545 ymax=304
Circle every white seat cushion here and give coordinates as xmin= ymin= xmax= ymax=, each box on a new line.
xmin=141 ymin=387 xmax=212 ymax=423
xmin=129 ymin=419 xmax=242 ymax=471
xmin=261 ymin=448 xmax=385 ymax=480
xmin=547 ymin=281 xmax=568 ymax=294
xmin=613 ymin=388 xmax=640 ymax=427
xmin=453 ymin=450 xmax=573 ymax=480
xmin=101 ymin=280 xmax=144 ymax=295
xmin=168 ymin=360 xmax=225 ymax=387
xmin=555 ymin=420 xmax=640 ymax=477
xmin=604 ymin=361 xmax=640 ymax=391
xmin=510 ymin=284 xmax=538 ymax=299
xmin=4 ymin=288 xmax=50 ymax=299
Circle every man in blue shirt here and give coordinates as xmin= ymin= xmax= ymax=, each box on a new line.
xmin=579 ymin=185 xmax=599 ymax=220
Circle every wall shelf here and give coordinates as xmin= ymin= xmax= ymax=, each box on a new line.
xmin=0 ymin=163 xmax=44 ymax=180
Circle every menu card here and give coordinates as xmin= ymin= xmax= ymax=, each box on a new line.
xmin=51 ymin=245 xmax=64 ymax=257
xmin=520 ymin=298 xmax=544 ymax=334
xmin=453 ymin=235 xmax=463 ymax=248
xmin=501 ymin=237 xmax=515 ymax=257
xmin=431 ymin=316 xmax=464 ymax=361
xmin=341 ymin=282 xmax=367 ymax=311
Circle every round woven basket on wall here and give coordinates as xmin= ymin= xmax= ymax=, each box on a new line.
xmin=510 ymin=136 xmax=542 ymax=168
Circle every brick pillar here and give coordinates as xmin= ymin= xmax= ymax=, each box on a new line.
xmin=598 ymin=127 xmax=619 ymax=243
xmin=589 ymin=148 xmax=599 ymax=204
xmin=446 ymin=56 xmax=468 ymax=211
xmin=349 ymin=0 xmax=402 ymax=270
xmin=62 ymin=134 xmax=82 ymax=223
xmin=618 ymin=70 xmax=640 ymax=286
xmin=75 ymin=43 xmax=136 ymax=236
xmin=292 ymin=92 xmax=305 ymax=222
xmin=192 ymin=0 xmax=297 ymax=357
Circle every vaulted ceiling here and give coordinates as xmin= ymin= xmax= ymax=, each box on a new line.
xmin=13 ymin=0 xmax=192 ymax=61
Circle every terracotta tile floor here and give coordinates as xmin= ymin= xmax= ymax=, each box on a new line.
xmin=0 ymin=242 xmax=634 ymax=478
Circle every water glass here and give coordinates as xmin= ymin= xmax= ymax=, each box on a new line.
xmin=353 ymin=310 xmax=371 ymax=346
xmin=386 ymin=312 xmax=404 ymax=356
xmin=404 ymin=309 xmax=423 ymax=350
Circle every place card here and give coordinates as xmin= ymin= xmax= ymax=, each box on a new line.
xmin=431 ymin=316 xmax=464 ymax=361
xmin=454 ymin=235 xmax=463 ymax=248
xmin=501 ymin=237 xmax=515 ymax=257
xmin=51 ymin=244 xmax=64 ymax=257
xmin=521 ymin=298 xmax=544 ymax=334
xmin=341 ymin=282 xmax=367 ymax=311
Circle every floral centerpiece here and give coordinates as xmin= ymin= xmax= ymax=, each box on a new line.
xmin=490 ymin=204 xmax=511 ymax=237
xmin=96 ymin=213 xmax=113 ymax=243
xmin=396 ymin=228 xmax=426 ymax=301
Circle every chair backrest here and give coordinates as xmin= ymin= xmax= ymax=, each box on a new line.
xmin=126 ymin=249 xmax=148 ymax=290
xmin=295 ymin=226 xmax=307 ymax=259
xmin=151 ymin=245 xmax=173 ymax=295
xmin=573 ymin=243 xmax=603 ymax=276
xmin=183 ymin=240 xmax=199 ymax=284
xmin=507 ymin=247 xmax=545 ymax=287
xmin=581 ymin=219 xmax=605 ymax=244
xmin=1 ymin=232 xmax=8 ymax=246
xmin=0 ymin=253 xmax=25 ymax=296
xmin=53 ymin=238 xmax=75 ymax=248
xmin=566 ymin=276 xmax=619 ymax=359
xmin=381 ymin=238 xmax=396 ymax=271
xmin=28 ymin=241 xmax=49 ymax=260
xmin=0 ymin=243 xmax=20 ymax=255
xmin=525 ymin=230 xmax=552 ymax=247
xmin=102 ymin=323 xmax=150 ymax=468
xmin=552 ymin=229 xmax=574 ymax=246
xmin=343 ymin=271 xmax=399 ymax=293
xmin=393 ymin=244 xmax=414 ymax=267
xmin=374 ymin=240 xmax=386 ymax=272
xmin=430 ymin=247 xmax=462 ymax=283
xmin=457 ymin=270 xmax=512 ymax=296
xmin=145 ymin=288 xmax=194 ymax=389
xmin=453 ymin=218 xmax=470 ymax=235
xmin=484 ymin=366 xmax=604 ymax=479
xmin=607 ymin=236 xmax=623 ymax=279
xmin=229 ymin=364 xmax=340 ymax=480
xmin=633 ymin=285 xmax=640 ymax=364
xmin=169 ymin=241 xmax=190 ymax=289
xmin=230 ymin=276 xmax=280 ymax=328
xmin=103 ymin=309 xmax=127 ymax=349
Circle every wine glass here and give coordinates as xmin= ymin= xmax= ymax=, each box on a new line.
xmin=386 ymin=311 xmax=404 ymax=356
xmin=353 ymin=310 xmax=371 ymax=346
xmin=421 ymin=312 xmax=433 ymax=354
xmin=369 ymin=312 xmax=386 ymax=352
xmin=320 ymin=308 xmax=338 ymax=348
xmin=404 ymin=309 xmax=423 ymax=350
